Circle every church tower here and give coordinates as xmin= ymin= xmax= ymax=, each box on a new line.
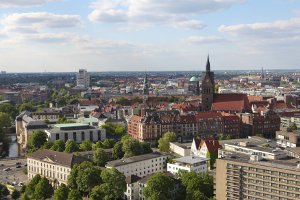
xmin=201 ymin=55 xmax=215 ymax=111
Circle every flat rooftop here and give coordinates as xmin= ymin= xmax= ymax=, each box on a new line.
xmin=221 ymin=152 xmax=300 ymax=173
xmin=170 ymin=142 xmax=192 ymax=149
xmin=47 ymin=123 xmax=96 ymax=132
xmin=106 ymin=152 xmax=166 ymax=167
xmin=173 ymin=156 xmax=208 ymax=164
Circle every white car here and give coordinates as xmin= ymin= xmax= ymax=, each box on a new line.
xmin=3 ymin=167 xmax=11 ymax=171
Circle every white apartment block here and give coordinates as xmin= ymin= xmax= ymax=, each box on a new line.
xmin=76 ymin=69 xmax=90 ymax=88
xmin=45 ymin=123 xmax=106 ymax=143
xmin=169 ymin=142 xmax=191 ymax=157
xmin=106 ymin=152 xmax=168 ymax=177
xmin=125 ymin=175 xmax=140 ymax=200
xmin=27 ymin=149 xmax=85 ymax=187
xmin=167 ymin=156 xmax=208 ymax=174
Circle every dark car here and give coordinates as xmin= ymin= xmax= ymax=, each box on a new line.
xmin=16 ymin=165 xmax=21 ymax=168
xmin=16 ymin=162 xmax=21 ymax=165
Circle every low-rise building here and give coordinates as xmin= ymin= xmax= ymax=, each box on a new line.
xmin=106 ymin=152 xmax=167 ymax=177
xmin=167 ymin=156 xmax=208 ymax=174
xmin=31 ymin=109 xmax=61 ymax=123
xmin=27 ymin=149 xmax=85 ymax=187
xmin=169 ymin=142 xmax=191 ymax=157
xmin=45 ymin=123 xmax=106 ymax=143
xmin=276 ymin=129 xmax=300 ymax=148
xmin=124 ymin=175 xmax=141 ymax=200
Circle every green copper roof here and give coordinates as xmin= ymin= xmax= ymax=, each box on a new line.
xmin=54 ymin=123 xmax=89 ymax=128
xmin=189 ymin=76 xmax=199 ymax=82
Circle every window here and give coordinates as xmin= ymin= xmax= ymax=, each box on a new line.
xmin=81 ymin=132 xmax=85 ymax=140
xmin=90 ymin=131 xmax=93 ymax=141
xmin=56 ymin=133 xmax=59 ymax=140
xmin=65 ymin=133 xmax=68 ymax=142
xmin=73 ymin=132 xmax=77 ymax=141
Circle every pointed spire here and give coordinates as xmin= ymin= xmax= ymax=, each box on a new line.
xmin=206 ymin=54 xmax=210 ymax=72
xmin=143 ymin=72 xmax=149 ymax=95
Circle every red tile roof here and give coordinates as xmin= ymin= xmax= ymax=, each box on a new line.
xmin=212 ymin=94 xmax=250 ymax=112
xmin=200 ymin=139 xmax=221 ymax=153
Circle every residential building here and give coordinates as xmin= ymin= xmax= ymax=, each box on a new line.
xmin=105 ymin=152 xmax=168 ymax=177
xmin=167 ymin=156 xmax=208 ymax=174
xmin=190 ymin=138 xmax=221 ymax=168
xmin=31 ymin=108 xmax=61 ymax=123
xmin=215 ymin=153 xmax=300 ymax=200
xmin=124 ymin=175 xmax=141 ymax=200
xmin=45 ymin=123 xmax=106 ymax=143
xmin=3 ymin=92 xmax=21 ymax=104
xmin=76 ymin=69 xmax=90 ymax=88
xmin=276 ymin=129 xmax=300 ymax=148
xmin=27 ymin=149 xmax=86 ymax=187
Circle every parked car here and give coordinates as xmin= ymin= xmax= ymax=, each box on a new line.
xmin=3 ymin=167 xmax=11 ymax=171
xmin=16 ymin=165 xmax=21 ymax=168
xmin=15 ymin=162 xmax=21 ymax=165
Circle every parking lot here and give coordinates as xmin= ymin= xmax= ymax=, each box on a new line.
xmin=0 ymin=158 xmax=28 ymax=189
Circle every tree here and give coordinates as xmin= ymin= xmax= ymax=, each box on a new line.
xmin=180 ymin=171 xmax=214 ymax=200
xmin=28 ymin=131 xmax=48 ymax=149
xmin=115 ymin=125 xmax=126 ymax=135
xmin=289 ymin=123 xmax=298 ymax=130
xmin=122 ymin=137 xmax=143 ymax=158
xmin=42 ymin=141 xmax=54 ymax=149
xmin=140 ymin=142 xmax=153 ymax=154
xmin=67 ymin=189 xmax=82 ymax=200
xmin=21 ymin=193 xmax=30 ymax=200
xmin=65 ymin=140 xmax=80 ymax=153
xmin=18 ymin=102 xmax=37 ymax=112
xmin=25 ymin=174 xmax=41 ymax=195
xmin=101 ymin=138 xmax=116 ymax=149
xmin=69 ymin=161 xmax=101 ymax=195
xmin=79 ymin=140 xmax=93 ymax=151
xmin=158 ymin=132 xmax=176 ymax=152
xmin=90 ymin=186 xmax=104 ymax=200
xmin=98 ymin=168 xmax=126 ymax=200
xmin=143 ymin=173 xmax=175 ymax=200
xmin=93 ymin=148 xmax=110 ymax=166
xmin=0 ymin=103 xmax=18 ymax=119
xmin=0 ymin=184 xmax=9 ymax=199
xmin=0 ymin=112 xmax=12 ymax=128
xmin=112 ymin=141 xmax=124 ymax=159
xmin=53 ymin=183 xmax=69 ymax=200
xmin=51 ymin=140 xmax=65 ymax=152
xmin=11 ymin=189 xmax=21 ymax=200
xmin=33 ymin=177 xmax=54 ymax=200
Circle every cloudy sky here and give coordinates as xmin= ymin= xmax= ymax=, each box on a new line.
xmin=0 ymin=0 xmax=299 ymax=72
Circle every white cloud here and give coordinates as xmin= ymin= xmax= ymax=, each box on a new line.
xmin=0 ymin=0 xmax=60 ymax=8
xmin=2 ymin=12 xmax=81 ymax=30
xmin=186 ymin=36 xmax=225 ymax=44
xmin=89 ymin=0 xmax=243 ymax=29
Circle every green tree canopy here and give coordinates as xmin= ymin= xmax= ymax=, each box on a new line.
xmin=79 ymin=140 xmax=93 ymax=151
xmin=122 ymin=137 xmax=143 ymax=158
xmin=158 ymin=132 xmax=177 ymax=152
xmin=93 ymin=148 xmax=110 ymax=167
xmin=28 ymin=131 xmax=48 ymax=149
xmin=53 ymin=183 xmax=69 ymax=200
xmin=25 ymin=174 xmax=41 ymax=195
xmin=0 ymin=112 xmax=12 ymax=128
xmin=51 ymin=140 xmax=65 ymax=152
xmin=0 ymin=183 xmax=9 ymax=199
xmin=112 ymin=141 xmax=124 ymax=159
xmin=0 ymin=103 xmax=18 ymax=119
xmin=33 ymin=177 xmax=54 ymax=200
xmin=65 ymin=140 xmax=80 ymax=153
xmin=11 ymin=189 xmax=21 ymax=200
xmin=67 ymin=189 xmax=82 ymax=200
xmin=42 ymin=141 xmax=54 ymax=149
xmin=98 ymin=168 xmax=127 ymax=200
xmin=144 ymin=173 xmax=175 ymax=200
xmin=90 ymin=185 xmax=104 ymax=200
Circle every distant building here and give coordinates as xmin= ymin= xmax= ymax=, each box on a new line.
xmin=45 ymin=123 xmax=106 ymax=143
xmin=16 ymin=111 xmax=48 ymax=151
xmin=27 ymin=149 xmax=86 ymax=187
xmin=106 ymin=152 xmax=167 ymax=177
xmin=76 ymin=69 xmax=90 ymax=88
xmin=167 ymin=156 xmax=208 ymax=174
xmin=169 ymin=142 xmax=191 ymax=157
xmin=276 ymin=129 xmax=300 ymax=148
xmin=3 ymin=92 xmax=21 ymax=104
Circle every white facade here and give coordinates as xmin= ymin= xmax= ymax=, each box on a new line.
xmin=167 ymin=156 xmax=208 ymax=175
xmin=45 ymin=123 xmax=106 ymax=143
xmin=169 ymin=142 xmax=191 ymax=157
xmin=106 ymin=153 xmax=167 ymax=177
xmin=76 ymin=69 xmax=90 ymax=88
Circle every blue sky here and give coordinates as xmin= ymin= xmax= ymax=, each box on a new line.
xmin=0 ymin=0 xmax=299 ymax=72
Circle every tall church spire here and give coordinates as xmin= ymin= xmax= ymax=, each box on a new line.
xmin=206 ymin=55 xmax=211 ymax=72
xmin=143 ymin=73 xmax=149 ymax=95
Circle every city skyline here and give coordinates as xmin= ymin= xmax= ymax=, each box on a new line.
xmin=0 ymin=0 xmax=300 ymax=72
